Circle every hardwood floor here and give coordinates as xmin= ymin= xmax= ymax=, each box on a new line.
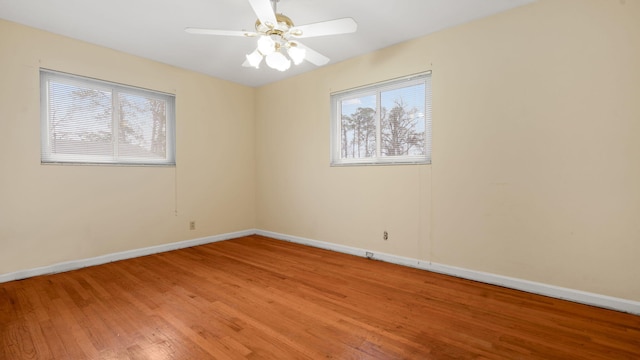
xmin=1 ymin=235 xmax=639 ymax=359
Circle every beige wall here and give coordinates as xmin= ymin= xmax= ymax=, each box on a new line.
xmin=256 ymin=0 xmax=640 ymax=301
xmin=0 ymin=20 xmax=256 ymax=274
xmin=2 ymin=0 xmax=639 ymax=303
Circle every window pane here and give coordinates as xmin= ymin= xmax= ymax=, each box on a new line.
xmin=41 ymin=69 xmax=175 ymax=165
xmin=47 ymin=81 xmax=113 ymax=157
xmin=340 ymin=94 xmax=376 ymax=159
xmin=117 ymin=93 xmax=167 ymax=160
xmin=380 ymin=83 xmax=426 ymax=157
xmin=330 ymin=72 xmax=431 ymax=166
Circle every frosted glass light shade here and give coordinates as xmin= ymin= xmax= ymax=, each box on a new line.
xmin=265 ymin=51 xmax=291 ymax=71
xmin=257 ymin=36 xmax=276 ymax=55
xmin=287 ymin=45 xmax=306 ymax=65
xmin=245 ymin=50 xmax=263 ymax=68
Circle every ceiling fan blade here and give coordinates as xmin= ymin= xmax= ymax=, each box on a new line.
xmin=295 ymin=42 xmax=330 ymax=66
xmin=185 ymin=28 xmax=257 ymax=37
xmin=248 ymin=0 xmax=277 ymax=28
xmin=291 ymin=18 xmax=357 ymax=38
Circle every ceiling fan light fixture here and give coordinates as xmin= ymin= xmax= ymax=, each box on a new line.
xmin=246 ymin=49 xmax=263 ymax=68
xmin=265 ymin=51 xmax=291 ymax=71
xmin=187 ymin=0 xmax=357 ymax=72
xmin=257 ymin=35 xmax=276 ymax=55
xmin=287 ymin=44 xmax=306 ymax=65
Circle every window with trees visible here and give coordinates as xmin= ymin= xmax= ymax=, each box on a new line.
xmin=40 ymin=70 xmax=175 ymax=166
xmin=330 ymin=72 xmax=431 ymax=165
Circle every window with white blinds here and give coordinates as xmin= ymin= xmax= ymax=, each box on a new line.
xmin=40 ymin=69 xmax=176 ymax=166
xmin=330 ymin=72 xmax=432 ymax=165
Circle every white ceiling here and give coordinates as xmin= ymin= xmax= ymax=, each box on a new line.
xmin=0 ymin=0 xmax=534 ymax=87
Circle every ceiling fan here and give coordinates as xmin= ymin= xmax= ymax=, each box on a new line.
xmin=185 ymin=0 xmax=357 ymax=71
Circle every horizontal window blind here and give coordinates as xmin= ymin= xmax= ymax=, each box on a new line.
xmin=40 ymin=69 xmax=176 ymax=166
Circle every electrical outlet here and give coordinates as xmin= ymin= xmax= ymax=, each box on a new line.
xmin=383 ymin=231 xmax=388 ymax=240
xmin=189 ymin=221 xmax=196 ymax=230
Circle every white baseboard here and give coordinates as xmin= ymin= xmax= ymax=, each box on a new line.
xmin=0 ymin=229 xmax=255 ymax=284
xmin=3 ymin=228 xmax=638 ymax=315
xmin=256 ymin=229 xmax=640 ymax=315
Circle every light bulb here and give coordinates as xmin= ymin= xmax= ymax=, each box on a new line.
xmin=265 ymin=51 xmax=291 ymax=71
xmin=245 ymin=49 xmax=262 ymax=68
xmin=287 ymin=45 xmax=306 ymax=65
xmin=257 ymin=36 xmax=275 ymax=55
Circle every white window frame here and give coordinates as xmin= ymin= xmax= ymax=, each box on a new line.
xmin=330 ymin=72 xmax=432 ymax=166
xmin=40 ymin=69 xmax=176 ymax=166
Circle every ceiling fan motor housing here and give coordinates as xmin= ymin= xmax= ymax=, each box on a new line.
xmin=255 ymin=13 xmax=301 ymax=37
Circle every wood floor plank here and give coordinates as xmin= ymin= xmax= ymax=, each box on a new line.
xmin=1 ymin=235 xmax=639 ymax=359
